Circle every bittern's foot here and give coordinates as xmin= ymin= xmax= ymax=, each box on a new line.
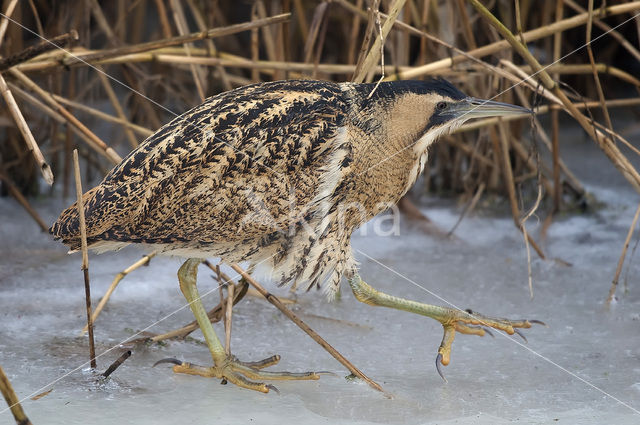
xmin=435 ymin=308 xmax=545 ymax=381
xmin=154 ymin=354 xmax=322 ymax=393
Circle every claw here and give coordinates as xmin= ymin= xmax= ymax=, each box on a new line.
xmin=513 ymin=328 xmax=528 ymax=343
xmin=483 ymin=327 xmax=495 ymax=338
xmin=153 ymin=358 xmax=183 ymax=367
xmin=435 ymin=353 xmax=447 ymax=383
xmin=530 ymin=319 xmax=547 ymax=327
xmin=266 ymin=384 xmax=280 ymax=394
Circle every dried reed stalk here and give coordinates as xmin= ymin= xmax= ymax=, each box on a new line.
xmin=0 ymin=365 xmax=32 ymax=425
xmin=9 ymin=69 xmax=122 ymax=164
xmin=585 ymin=0 xmax=614 ymax=134
xmin=552 ymin=0 xmax=565 ymax=212
xmin=469 ymin=0 xmax=640 ymax=195
xmin=6 ymin=81 xmax=137 ymax=166
xmin=0 ymin=30 xmax=78 ymax=71
xmin=185 ymin=0 xmax=232 ymax=91
xmin=564 ymin=0 xmax=640 ymax=63
xmin=224 ymin=282 xmax=234 ymax=356
xmin=0 ymin=73 xmax=53 ymax=185
xmin=61 ymin=13 xmax=291 ymax=67
xmin=51 ymin=92 xmax=153 ymax=137
xmin=101 ymin=350 xmax=132 ymax=378
xmin=395 ymin=2 xmax=640 ymax=79
xmin=73 ymin=149 xmax=96 ymax=369
xmin=352 ymin=0 xmax=406 ymax=83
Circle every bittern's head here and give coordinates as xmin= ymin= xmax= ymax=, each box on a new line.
xmin=349 ymin=79 xmax=531 ymax=154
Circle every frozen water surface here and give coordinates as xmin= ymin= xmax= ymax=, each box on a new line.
xmin=2 ymin=130 xmax=640 ymax=424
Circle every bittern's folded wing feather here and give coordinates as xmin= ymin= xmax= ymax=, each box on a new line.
xmin=51 ymin=80 xmax=351 ymax=251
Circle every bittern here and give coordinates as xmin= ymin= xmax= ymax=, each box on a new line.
xmin=51 ymin=79 xmax=540 ymax=393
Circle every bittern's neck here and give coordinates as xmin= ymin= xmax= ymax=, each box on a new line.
xmin=343 ymin=89 xmax=439 ymax=211
xmin=343 ymin=121 xmax=431 ymax=222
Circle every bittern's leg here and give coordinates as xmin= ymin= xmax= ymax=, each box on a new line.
xmin=170 ymin=258 xmax=320 ymax=393
xmin=348 ymin=274 xmax=542 ymax=377
xmin=178 ymin=259 xmax=226 ymax=364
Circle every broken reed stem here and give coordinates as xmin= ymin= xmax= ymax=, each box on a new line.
xmin=0 ymin=30 xmax=78 ymax=71
xmin=102 ymin=350 xmax=132 ymax=378
xmin=62 ymin=13 xmax=290 ymax=67
xmin=302 ymin=1 xmax=328 ymax=70
xmin=0 ymin=73 xmax=54 ymax=185
xmin=224 ymin=282 xmax=234 ymax=356
xmin=83 ymin=253 xmax=157 ymax=334
xmin=73 ymin=149 xmax=97 ymax=369
xmin=0 ymin=365 xmax=32 ymax=425
xmin=521 ymin=223 xmax=534 ymax=299
xmin=6 ymin=81 xmax=133 ymax=174
xmin=9 ymin=69 xmax=122 ymax=164
xmin=229 ymin=263 xmax=384 ymax=393
xmin=253 ymin=1 xmax=279 ymax=80
xmin=607 ymin=201 xmax=640 ymax=305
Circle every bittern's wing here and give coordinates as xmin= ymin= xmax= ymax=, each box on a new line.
xmin=51 ymin=80 xmax=351 ymax=250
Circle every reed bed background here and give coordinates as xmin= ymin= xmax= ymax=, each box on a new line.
xmin=1 ymin=2 xmax=640 ymax=420
xmin=0 ymin=0 xmax=639 ymax=293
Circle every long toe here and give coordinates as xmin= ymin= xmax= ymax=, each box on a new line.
xmin=230 ymin=362 xmax=321 ymax=381
xmin=164 ymin=354 xmax=322 ymax=392
xmin=434 ymin=308 xmax=544 ymax=377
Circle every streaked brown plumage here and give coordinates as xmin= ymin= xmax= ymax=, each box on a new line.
xmin=52 ymin=79 xmax=468 ymax=294
xmin=51 ymin=79 xmax=539 ymax=392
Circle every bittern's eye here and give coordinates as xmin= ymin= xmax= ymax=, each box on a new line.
xmin=436 ymin=101 xmax=447 ymax=111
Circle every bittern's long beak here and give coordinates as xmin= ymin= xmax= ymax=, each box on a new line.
xmin=449 ymin=97 xmax=532 ymax=120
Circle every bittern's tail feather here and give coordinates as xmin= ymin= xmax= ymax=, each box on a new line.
xmin=49 ymin=186 xmax=117 ymax=251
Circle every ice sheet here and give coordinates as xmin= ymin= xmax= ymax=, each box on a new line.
xmin=1 ymin=129 xmax=640 ymax=424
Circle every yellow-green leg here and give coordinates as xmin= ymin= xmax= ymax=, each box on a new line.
xmin=348 ymin=274 xmax=543 ymax=380
xmin=168 ymin=258 xmax=321 ymax=393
